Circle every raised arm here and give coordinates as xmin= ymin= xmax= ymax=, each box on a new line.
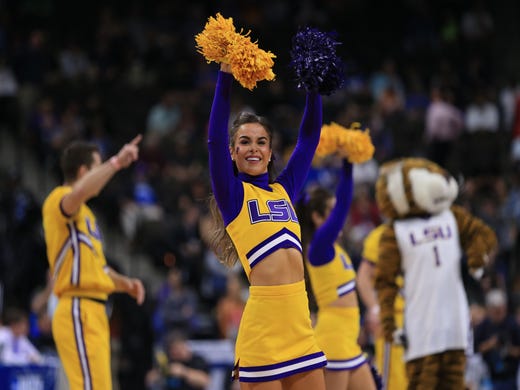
xmin=62 ymin=135 xmax=141 ymax=216
xmin=207 ymin=67 xmax=243 ymax=223
xmin=308 ymin=160 xmax=353 ymax=265
xmin=276 ymin=92 xmax=322 ymax=202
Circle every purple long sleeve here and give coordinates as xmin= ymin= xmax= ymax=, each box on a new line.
xmin=207 ymin=71 xmax=244 ymax=225
xmin=276 ymin=92 xmax=322 ymax=202
xmin=308 ymin=161 xmax=353 ymax=266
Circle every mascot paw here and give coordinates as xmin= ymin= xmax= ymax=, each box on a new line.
xmin=392 ymin=328 xmax=408 ymax=348
xmin=469 ymin=266 xmax=485 ymax=280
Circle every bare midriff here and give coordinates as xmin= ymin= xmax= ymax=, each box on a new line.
xmin=249 ymin=247 xmax=304 ymax=286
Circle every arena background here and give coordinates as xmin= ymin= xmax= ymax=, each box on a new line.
xmin=0 ymin=1 xmax=520 ymax=389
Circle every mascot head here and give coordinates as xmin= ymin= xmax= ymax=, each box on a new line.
xmin=376 ymin=157 xmax=458 ymax=220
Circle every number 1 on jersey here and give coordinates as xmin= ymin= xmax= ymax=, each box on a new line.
xmin=433 ymin=245 xmax=441 ymax=266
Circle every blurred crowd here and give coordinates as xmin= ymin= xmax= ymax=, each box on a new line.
xmin=1 ymin=0 xmax=520 ymax=388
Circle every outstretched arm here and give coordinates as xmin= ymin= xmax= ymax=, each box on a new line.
xmin=277 ymin=92 xmax=322 ymax=202
xmin=207 ymin=65 xmax=243 ymax=224
xmin=62 ymin=135 xmax=142 ymax=216
xmin=308 ymin=160 xmax=353 ymax=265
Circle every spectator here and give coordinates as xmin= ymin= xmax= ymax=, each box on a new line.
xmin=369 ymin=58 xmax=405 ymax=105
xmin=145 ymin=330 xmax=210 ymax=390
xmin=145 ymin=89 xmax=182 ymax=146
xmin=424 ymin=86 xmax=464 ymax=169
xmin=463 ymin=88 xmax=501 ymax=178
xmin=152 ymin=267 xmax=200 ymax=342
xmin=465 ymin=301 xmax=490 ymax=390
xmin=13 ymin=29 xmax=54 ymax=87
xmin=198 ymin=212 xmax=241 ymax=306
xmin=344 ymin=184 xmax=381 ymax=261
xmin=0 ymin=57 xmax=20 ymax=137
xmin=460 ymin=0 xmax=494 ymax=51
xmin=26 ymin=96 xmax=61 ymax=168
xmin=0 ymin=307 xmax=43 ymax=365
xmin=120 ymin=162 xmax=164 ymax=241
xmin=215 ymin=273 xmax=246 ymax=342
xmin=58 ymin=40 xmax=91 ymax=80
xmin=511 ymin=93 xmax=520 ymax=163
xmin=28 ymin=271 xmax=56 ymax=354
xmin=474 ymin=289 xmax=520 ymax=389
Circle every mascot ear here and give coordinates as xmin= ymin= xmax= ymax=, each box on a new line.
xmin=385 ymin=162 xmax=410 ymax=216
xmin=376 ymin=159 xmax=407 ymax=220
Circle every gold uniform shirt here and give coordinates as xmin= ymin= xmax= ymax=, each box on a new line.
xmin=43 ymin=186 xmax=115 ymax=300
xmin=363 ymin=224 xmax=405 ymax=312
xmin=226 ymin=182 xmax=302 ymax=279
xmin=364 ymin=224 xmax=408 ymax=390
xmin=306 ymin=243 xmax=357 ymax=308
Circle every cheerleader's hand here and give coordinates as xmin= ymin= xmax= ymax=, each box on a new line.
xmin=221 ymin=63 xmax=232 ymax=73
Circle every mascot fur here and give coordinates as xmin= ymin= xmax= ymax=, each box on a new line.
xmin=374 ymin=157 xmax=497 ymax=389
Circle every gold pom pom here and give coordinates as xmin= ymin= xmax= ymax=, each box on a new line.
xmin=316 ymin=122 xmax=375 ymax=164
xmin=228 ymin=32 xmax=276 ymax=90
xmin=195 ymin=13 xmax=276 ymax=90
xmin=315 ymin=123 xmax=337 ymax=158
xmin=195 ymin=13 xmax=237 ymax=64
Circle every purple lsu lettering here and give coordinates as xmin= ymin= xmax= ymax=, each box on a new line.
xmin=247 ymin=199 xmax=299 ymax=224
xmin=410 ymin=225 xmax=452 ymax=245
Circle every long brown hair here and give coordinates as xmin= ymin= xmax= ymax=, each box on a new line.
xmin=297 ymin=187 xmax=334 ymax=254
xmin=208 ymin=196 xmax=238 ymax=267
xmin=208 ymin=111 xmax=276 ymax=268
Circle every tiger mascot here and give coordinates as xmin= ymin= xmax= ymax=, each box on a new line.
xmin=374 ymin=157 xmax=497 ymax=389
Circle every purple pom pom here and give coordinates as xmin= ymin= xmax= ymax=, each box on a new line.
xmin=289 ymin=27 xmax=345 ymax=95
